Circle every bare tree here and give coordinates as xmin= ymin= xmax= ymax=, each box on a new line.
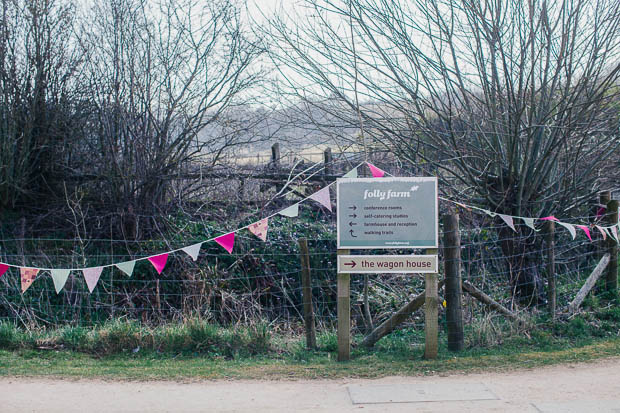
xmin=78 ymin=0 xmax=263 ymax=236
xmin=0 ymin=0 xmax=83 ymax=208
xmin=264 ymin=0 xmax=620 ymax=300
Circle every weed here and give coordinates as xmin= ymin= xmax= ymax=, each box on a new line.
xmin=0 ymin=322 xmax=22 ymax=349
xmin=92 ymin=319 xmax=143 ymax=354
xmin=59 ymin=326 xmax=90 ymax=351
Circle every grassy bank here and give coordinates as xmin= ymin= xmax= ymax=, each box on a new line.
xmin=1 ymin=313 xmax=620 ymax=380
xmin=1 ymin=337 xmax=619 ymax=380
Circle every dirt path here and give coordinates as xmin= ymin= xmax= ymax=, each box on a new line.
xmin=2 ymin=358 xmax=620 ymax=412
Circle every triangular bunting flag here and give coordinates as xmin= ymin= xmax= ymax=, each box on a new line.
xmin=309 ymin=187 xmax=332 ymax=212
xmin=248 ymin=218 xmax=269 ymax=241
xmin=596 ymin=225 xmax=607 ymax=241
xmin=214 ymin=232 xmax=235 ymax=254
xmin=610 ymin=226 xmax=619 ymax=244
xmin=0 ymin=263 xmax=8 ymax=278
xmin=499 ymin=214 xmax=516 ymax=232
xmin=148 ymin=254 xmax=169 ymax=275
xmin=20 ymin=268 xmax=39 ymax=293
xmin=181 ymin=243 xmax=203 ymax=261
xmin=51 ymin=269 xmax=71 ymax=294
xmin=83 ymin=267 xmax=104 ymax=293
xmin=540 ymin=215 xmax=559 ymax=222
xmin=596 ymin=206 xmax=606 ymax=219
xmin=115 ymin=260 xmax=136 ymax=277
xmin=367 ymin=162 xmax=385 ymax=178
xmin=576 ymin=225 xmax=592 ymax=242
xmin=279 ymin=204 xmax=299 ymax=217
xmin=558 ymin=222 xmax=576 ymax=240
xmin=521 ymin=217 xmax=539 ymax=232
xmin=343 ymin=167 xmax=358 ymax=178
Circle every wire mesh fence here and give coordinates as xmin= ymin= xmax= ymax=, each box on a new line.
xmin=0 ymin=204 xmax=612 ymax=352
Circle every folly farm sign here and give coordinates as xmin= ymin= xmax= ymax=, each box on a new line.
xmin=336 ymin=177 xmax=438 ymax=249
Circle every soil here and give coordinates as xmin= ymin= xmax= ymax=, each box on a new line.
xmin=2 ymin=358 xmax=620 ymax=412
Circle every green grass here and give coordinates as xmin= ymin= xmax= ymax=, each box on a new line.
xmin=1 ymin=336 xmax=619 ymax=380
xmin=0 ymin=313 xmax=619 ymax=380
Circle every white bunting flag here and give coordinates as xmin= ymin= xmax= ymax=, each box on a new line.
xmin=610 ymin=225 xmax=619 ymax=244
xmin=279 ymin=204 xmax=299 ymax=217
xmin=83 ymin=267 xmax=104 ymax=293
xmin=521 ymin=217 xmax=539 ymax=232
xmin=182 ymin=242 xmax=203 ymax=261
xmin=558 ymin=222 xmax=576 ymax=240
xmin=499 ymin=214 xmax=516 ymax=232
xmin=343 ymin=168 xmax=358 ymax=178
xmin=51 ymin=269 xmax=70 ymax=294
xmin=596 ymin=225 xmax=607 ymax=241
xmin=115 ymin=260 xmax=136 ymax=277
xmin=309 ymin=187 xmax=332 ymax=212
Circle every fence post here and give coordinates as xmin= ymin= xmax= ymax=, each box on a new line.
xmin=298 ymin=238 xmax=317 ymax=349
xmin=323 ymin=147 xmax=332 ymax=176
xmin=546 ymin=221 xmax=556 ymax=318
xmin=424 ymin=248 xmax=439 ymax=359
xmin=599 ymin=191 xmax=612 ymax=260
xmin=271 ymin=143 xmax=280 ymax=168
xmin=337 ymin=249 xmax=351 ymax=361
xmin=606 ymin=199 xmax=619 ymax=295
xmin=443 ymin=214 xmax=463 ymax=351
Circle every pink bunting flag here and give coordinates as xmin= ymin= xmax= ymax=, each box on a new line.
xmin=596 ymin=225 xmax=607 ymax=241
xmin=248 ymin=218 xmax=269 ymax=242
xmin=367 ymin=162 xmax=385 ymax=178
xmin=596 ymin=206 xmax=606 ymax=219
xmin=309 ymin=187 xmax=332 ymax=212
xmin=540 ymin=216 xmax=559 ymax=222
xmin=83 ymin=267 xmax=104 ymax=293
xmin=0 ymin=263 xmax=8 ymax=278
xmin=576 ymin=225 xmax=592 ymax=241
xmin=20 ymin=268 xmax=39 ymax=293
xmin=498 ymin=214 xmax=516 ymax=232
xmin=148 ymin=253 xmax=169 ymax=275
xmin=215 ymin=232 xmax=235 ymax=254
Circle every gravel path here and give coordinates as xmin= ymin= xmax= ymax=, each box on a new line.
xmin=2 ymin=358 xmax=620 ymax=412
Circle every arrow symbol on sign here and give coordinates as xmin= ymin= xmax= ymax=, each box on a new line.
xmin=344 ymin=261 xmax=356 ymax=268
xmin=348 ymin=213 xmax=357 ymax=218
xmin=348 ymin=205 xmax=357 ymax=211
xmin=349 ymin=221 xmax=357 ymax=227
xmin=349 ymin=229 xmax=357 ymax=237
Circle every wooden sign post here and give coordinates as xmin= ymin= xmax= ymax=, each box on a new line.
xmin=336 ymin=177 xmax=439 ymax=362
xmin=337 ymin=249 xmax=351 ymax=361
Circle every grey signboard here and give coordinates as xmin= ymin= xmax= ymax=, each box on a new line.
xmin=337 ymin=177 xmax=438 ymax=249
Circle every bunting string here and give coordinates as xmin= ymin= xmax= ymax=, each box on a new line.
xmin=4 ymin=160 xmax=616 ymax=294
xmin=0 ymin=161 xmax=366 ymax=293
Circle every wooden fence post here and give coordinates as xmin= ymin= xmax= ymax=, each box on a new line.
xmin=546 ymin=221 xmax=556 ymax=318
xmin=337 ymin=249 xmax=351 ymax=361
xmin=424 ymin=248 xmax=439 ymax=359
xmin=443 ymin=215 xmax=463 ymax=351
xmin=323 ymin=147 xmax=332 ymax=176
xmin=271 ymin=143 xmax=280 ymax=167
xmin=599 ymin=191 xmax=612 ymax=261
xmin=606 ymin=199 xmax=619 ymax=295
xmin=298 ymin=238 xmax=317 ymax=349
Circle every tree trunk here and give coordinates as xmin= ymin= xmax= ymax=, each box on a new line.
xmin=499 ymin=226 xmax=545 ymax=305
